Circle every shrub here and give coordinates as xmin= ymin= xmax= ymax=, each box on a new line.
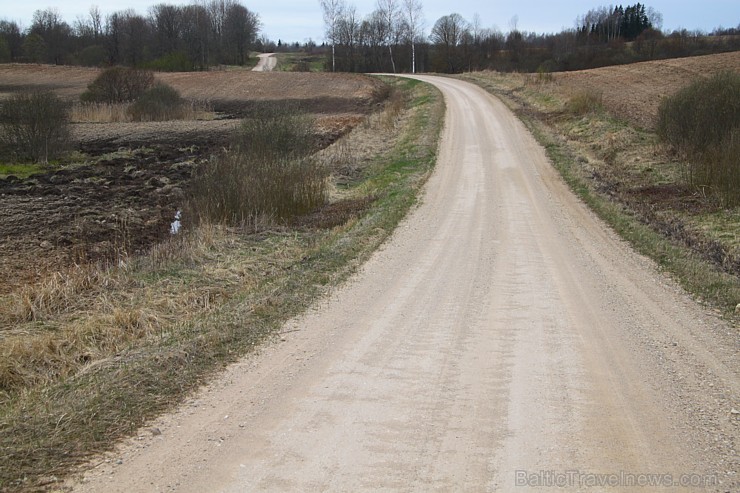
xmin=291 ymin=60 xmax=311 ymax=72
xmin=128 ymin=83 xmax=184 ymax=121
xmin=189 ymin=106 xmax=327 ymax=226
xmin=566 ymin=89 xmax=603 ymax=115
xmin=657 ymin=71 xmax=740 ymax=206
xmin=231 ymin=103 xmax=316 ymax=159
xmin=0 ymin=91 xmax=71 ymax=164
xmin=536 ymin=62 xmax=556 ymax=83
xmin=190 ymin=151 xmax=327 ymax=226
xmin=80 ymin=67 xmax=154 ymax=104
xmin=698 ymin=128 xmax=740 ymax=206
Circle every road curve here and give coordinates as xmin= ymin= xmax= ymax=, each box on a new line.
xmin=73 ymin=76 xmax=737 ymax=492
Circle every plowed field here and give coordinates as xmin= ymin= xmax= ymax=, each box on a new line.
xmin=0 ymin=65 xmax=384 ymax=293
xmin=555 ymin=51 xmax=740 ymax=128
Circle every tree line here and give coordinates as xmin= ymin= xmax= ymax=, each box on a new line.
xmin=576 ymin=3 xmax=659 ymax=43
xmin=1 ymin=1 xmax=738 ymax=74
xmin=319 ymin=0 xmax=740 ymax=74
xmin=0 ymin=1 xmax=260 ymax=70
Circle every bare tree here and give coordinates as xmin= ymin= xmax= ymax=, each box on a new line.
xmin=180 ymin=4 xmax=212 ymax=69
xmin=223 ymin=3 xmax=259 ymax=65
xmin=89 ymin=6 xmax=103 ymax=39
xmin=0 ymin=20 xmax=23 ymax=61
xmin=471 ymin=13 xmax=482 ymax=44
xmin=319 ymin=0 xmax=345 ymax=72
xmin=376 ymin=0 xmax=400 ymax=73
xmin=362 ymin=10 xmax=388 ymax=71
xmin=150 ymin=3 xmax=183 ymax=56
xmin=430 ymin=13 xmax=469 ymax=72
xmin=646 ymin=7 xmax=663 ymax=31
xmin=337 ymin=4 xmax=360 ymax=71
xmin=402 ymin=0 xmax=423 ymax=73
xmin=30 ymin=8 xmax=72 ymax=64
xmin=75 ymin=6 xmax=103 ymax=41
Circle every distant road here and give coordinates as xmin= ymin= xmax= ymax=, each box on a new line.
xmin=73 ymin=75 xmax=736 ymax=492
xmin=252 ymin=53 xmax=276 ymax=72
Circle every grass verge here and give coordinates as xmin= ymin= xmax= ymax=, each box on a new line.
xmin=0 ymin=77 xmax=444 ymax=491
xmin=460 ymin=72 xmax=739 ymax=319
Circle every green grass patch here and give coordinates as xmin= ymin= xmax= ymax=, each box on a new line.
xmin=0 ymin=163 xmax=45 ymax=179
xmin=274 ymin=52 xmax=325 ymax=72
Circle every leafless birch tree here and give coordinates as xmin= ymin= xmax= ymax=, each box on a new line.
xmin=402 ymin=0 xmax=423 ymax=73
xmin=319 ymin=0 xmax=345 ymax=72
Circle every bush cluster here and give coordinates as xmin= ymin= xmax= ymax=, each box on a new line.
xmin=79 ymin=67 xmax=186 ymax=122
xmin=189 ymin=105 xmax=327 ymax=226
xmin=0 ymin=91 xmax=71 ymax=164
xmin=657 ymin=71 xmax=740 ymax=206
xmin=128 ymin=83 xmax=184 ymax=122
xmin=80 ymin=67 xmax=155 ymax=104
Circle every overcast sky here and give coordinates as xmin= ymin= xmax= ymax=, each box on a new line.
xmin=4 ymin=1 xmax=739 ymax=43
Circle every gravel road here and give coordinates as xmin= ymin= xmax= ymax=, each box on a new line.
xmin=252 ymin=53 xmax=277 ymax=72
xmin=71 ymin=76 xmax=738 ymax=492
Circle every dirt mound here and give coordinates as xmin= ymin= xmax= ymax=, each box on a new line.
xmin=555 ymin=52 xmax=740 ymax=128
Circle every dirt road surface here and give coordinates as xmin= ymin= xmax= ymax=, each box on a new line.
xmin=71 ymin=76 xmax=737 ymax=492
xmin=252 ymin=53 xmax=277 ymax=72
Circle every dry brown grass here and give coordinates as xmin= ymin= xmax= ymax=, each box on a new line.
xmin=566 ymin=89 xmax=604 ymax=115
xmin=0 ymin=224 xmax=235 ymax=396
xmin=5 ymin=269 xmax=108 ymax=323
xmin=0 ymin=81 xmax=423 ymax=397
xmin=71 ymin=103 xmax=130 ymax=123
xmin=71 ymin=100 xmax=215 ymax=123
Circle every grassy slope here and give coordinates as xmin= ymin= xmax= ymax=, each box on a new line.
xmin=0 ymin=77 xmax=443 ymax=491
xmin=460 ymin=71 xmax=739 ymax=319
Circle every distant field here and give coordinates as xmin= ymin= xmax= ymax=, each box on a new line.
xmin=0 ymin=64 xmax=380 ymax=105
xmin=553 ymin=51 xmax=740 ymax=128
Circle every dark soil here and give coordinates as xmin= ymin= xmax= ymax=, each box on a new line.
xmin=0 ymin=144 xmax=204 ymax=294
xmin=0 ymin=115 xmax=365 ymax=295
